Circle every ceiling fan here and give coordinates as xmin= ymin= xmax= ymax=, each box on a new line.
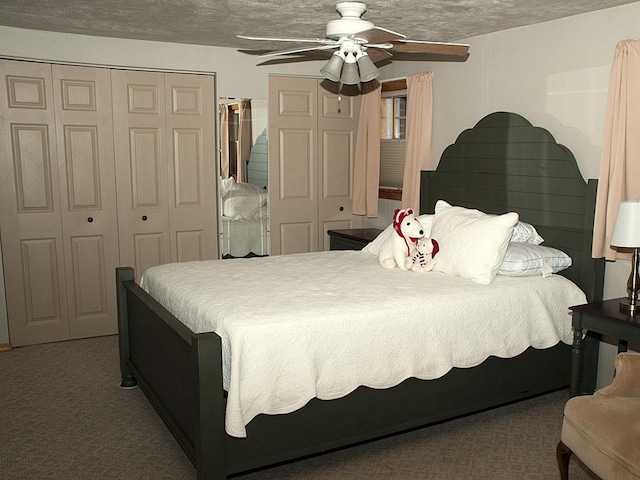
xmin=238 ymin=1 xmax=469 ymax=85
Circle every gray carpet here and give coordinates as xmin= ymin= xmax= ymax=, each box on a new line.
xmin=0 ymin=336 xmax=598 ymax=479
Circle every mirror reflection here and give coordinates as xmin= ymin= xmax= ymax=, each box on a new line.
xmin=218 ymin=98 xmax=269 ymax=259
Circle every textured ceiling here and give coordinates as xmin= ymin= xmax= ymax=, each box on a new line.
xmin=0 ymin=0 xmax=635 ymax=53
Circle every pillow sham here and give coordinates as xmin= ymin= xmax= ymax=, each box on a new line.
xmin=362 ymin=214 xmax=434 ymax=256
xmin=497 ymin=243 xmax=572 ymax=277
xmin=430 ymin=200 xmax=518 ymax=284
xmin=511 ymin=221 xmax=544 ymax=244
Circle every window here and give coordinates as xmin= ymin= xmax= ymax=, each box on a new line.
xmin=380 ymin=95 xmax=406 ymax=140
xmin=379 ymin=79 xmax=407 ymax=200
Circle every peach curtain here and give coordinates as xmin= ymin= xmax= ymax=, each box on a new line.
xmin=593 ymin=40 xmax=640 ymax=260
xmin=402 ymin=72 xmax=433 ymax=210
xmin=219 ymin=104 xmax=229 ymax=178
xmin=353 ymin=81 xmax=381 ymax=217
xmin=237 ymin=100 xmax=252 ymax=182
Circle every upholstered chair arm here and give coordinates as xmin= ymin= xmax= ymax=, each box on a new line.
xmin=595 ymin=352 xmax=640 ymax=398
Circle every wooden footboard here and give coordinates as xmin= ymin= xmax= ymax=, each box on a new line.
xmin=117 ymin=266 xmax=574 ymax=479
xmin=117 ymin=267 xmax=226 ymax=479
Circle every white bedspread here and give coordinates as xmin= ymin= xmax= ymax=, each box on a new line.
xmin=220 ymin=216 xmax=269 ymax=257
xmin=140 ymin=250 xmax=586 ymax=438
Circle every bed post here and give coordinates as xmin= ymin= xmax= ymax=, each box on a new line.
xmin=584 ymin=179 xmax=605 ymax=303
xmin=116 ymin=267 xmax=138 ymax=389
xmin=195 ymin=333 xmax=227 ymax=480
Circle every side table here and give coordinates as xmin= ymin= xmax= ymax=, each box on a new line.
xmin=327 ymin=228 xmax=383 ymax=251
xmin=570 ymin=298 xmax=640 ymax=396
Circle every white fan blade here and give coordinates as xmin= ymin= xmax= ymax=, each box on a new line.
xmin=238 ymin=34 xmax=336 ymax=45
xmin=257 ymin=43 xmax=339 ymax=58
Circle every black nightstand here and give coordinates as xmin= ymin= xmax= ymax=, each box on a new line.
xmin=569 ymin=298 xmax=640 ymax=396
xmin=327 ymin=228 xmax=383 ymax=251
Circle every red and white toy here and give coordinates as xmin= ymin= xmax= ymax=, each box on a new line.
xmin=410 ymin=237 xmax=439 ymax=272
xmin=378 ymin=208 xmax=425 ymax=271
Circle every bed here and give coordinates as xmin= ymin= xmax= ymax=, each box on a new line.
xmin=117 ymin=112 xmax=605 ymax=479
xmin=218 ymin=177 xmax=269 ymax=258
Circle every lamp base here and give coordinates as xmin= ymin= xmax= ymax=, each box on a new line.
xmin=619 ymin=300 xmax=639 ymax=314
xmin=620 ymin=248 xmax=640 ymax=315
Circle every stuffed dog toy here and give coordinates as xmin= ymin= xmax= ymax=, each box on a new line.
xmin=411 ymin=237 xmax=439 ymax=272
xmin=378 ymin=208 xmax=425 ymax=271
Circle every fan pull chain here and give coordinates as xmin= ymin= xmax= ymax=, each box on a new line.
xmin=337 ymin=80 xmax=342 ymax=113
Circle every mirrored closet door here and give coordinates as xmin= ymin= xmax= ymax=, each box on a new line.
xmin=218 ymin=98 xmax=269 ymax=258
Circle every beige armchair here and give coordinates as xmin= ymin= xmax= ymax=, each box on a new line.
xmin=557 ymin=352 xmax=640 ymax=479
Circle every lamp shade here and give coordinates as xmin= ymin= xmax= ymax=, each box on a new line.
xmin=320 ymin=52 xmax=345 ymax=82
xmin=340 ymin=62 xmax=360 ymax=85
xmin=611 ymin=200 xmax=640 ymax=247
xmin=356 ymin=53 xmax=379 ymax=82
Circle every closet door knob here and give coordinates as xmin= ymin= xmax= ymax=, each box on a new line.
xmin=339 ymin=206 xmax=344 ymax=212
xmin=87 ymin=217 xmax=94 ymax=223
xmin=142 ymin=215 xmax=148 ymax=221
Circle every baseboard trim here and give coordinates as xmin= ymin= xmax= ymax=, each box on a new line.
xmin=0 ymin=343 xmax=14 ymax=352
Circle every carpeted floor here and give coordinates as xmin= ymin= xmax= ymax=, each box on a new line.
xmin=0 ymin=336 xmax=598 ymax=479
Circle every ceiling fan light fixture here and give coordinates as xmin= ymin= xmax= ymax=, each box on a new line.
xmin=356 ymin=51 xmax=379 ymax=82
xmin=340 ymin=62 xmax=360 ymax=85
xmin=241 ymin=2 xmax=470 ymax=90
xmin=320 ymin=51 xmax=346 ymax=82
xmin=326 ymin=2 xmax=374 ymax=39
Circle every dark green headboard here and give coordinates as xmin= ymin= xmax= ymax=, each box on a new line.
xmin=420 ymin=111 xmax=604 ymax=302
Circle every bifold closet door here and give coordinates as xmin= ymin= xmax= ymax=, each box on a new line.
xmin=0 ymin=61 xmax=118 ymax=346
xmin=0 ymin=60 xmax=69 ymax=346
xmin=269 ymin=75 xmax=361 ymax=255
xmin=0 ymin=61 xmax=216 ymax=345
xmin=112 ymin=70 xmax=171 ymax=279
xmin=164 ymin=73 xmax=217 ymax=264
xmin=51 ymin=64 xmax=119 ymax=340
xmin=112 ymin=70 xmax=217 ymax=280
xmin=316 ymin=83 xmax=362 ymax=251
xmin=269 ymin=75 xmax=319 ymax=255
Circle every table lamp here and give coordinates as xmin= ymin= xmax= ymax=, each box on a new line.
xmin=611 ymin=200 xmax=640 ymax=313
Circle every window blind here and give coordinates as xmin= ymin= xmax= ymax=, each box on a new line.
xmin=380 ymin=140 xmax=406 ymax=189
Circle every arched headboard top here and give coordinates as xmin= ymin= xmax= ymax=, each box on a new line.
xmin=420 ymin=111 xmax=604 ymax=301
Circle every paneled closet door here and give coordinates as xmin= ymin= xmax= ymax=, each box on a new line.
xmin=317 ymin=85 xmax=362 ymax=251
xmin=268 ymin=75 xmax=319 ymax=255
xmin=112 ymin=70 xmax=171 ymax=280
xmin=0 ymin=60 xmax=69 ymax=346
xmin=164 ymin=73 xmax=217 ymax=263
xmin=269 ymin=76 xmax=362 ymax=255
xmin=52 ymin=65 xmax=119 ymax=339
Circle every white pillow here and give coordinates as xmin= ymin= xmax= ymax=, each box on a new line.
xmin=430 ymin=200 xmax=518 ymax=284
xmin=511 ymin=221 xmax=544 ymax=244
xmin=221 ymin=182 xmax=268 ymax=220
xmin=219 ymin=176 xmax=236 ymax=198
xmin=497 ymin=243 xmax=572 ymax=277
xmin=362 ymin=214 xmax=434 ymax=256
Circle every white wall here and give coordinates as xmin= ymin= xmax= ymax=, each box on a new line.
xmin=0 ymin=25 xmax=327 ymax=100
xmin=384 ymin=4 xmax=640 ymax=183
